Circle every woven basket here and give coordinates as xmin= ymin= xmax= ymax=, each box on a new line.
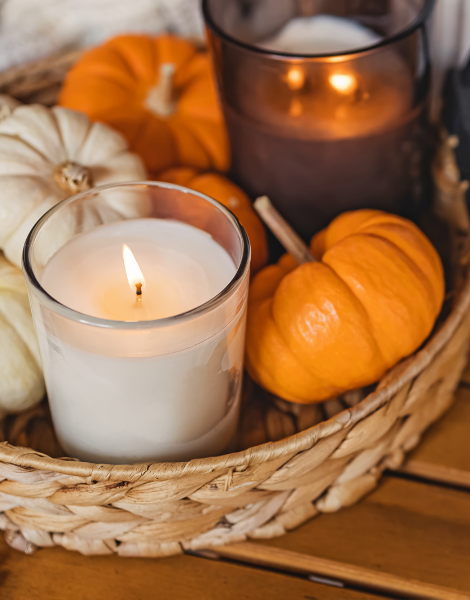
xmin=0 ymin=53 xmax=470 ymax=558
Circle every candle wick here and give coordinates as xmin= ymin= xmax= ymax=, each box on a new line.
xmin=135 ymin=282 xmax=143 ymax=296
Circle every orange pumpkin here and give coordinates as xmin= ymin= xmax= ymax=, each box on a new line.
xmin=158 ymin=168 xmax=268 ymax=274
xmin=246 ymin=210 xmax=445 ymax=404
xmin=59 ymin=34 xmax=229 ymax=174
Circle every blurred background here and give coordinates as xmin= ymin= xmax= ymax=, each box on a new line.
xmin=0 ymin=0 xmax=204 ymax=71
xmin=0 ymin=0 xmax=467 ymax=110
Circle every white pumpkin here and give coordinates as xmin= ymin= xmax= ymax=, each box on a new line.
xmin=0 ymin=254 xmax=44 ymax=415
xmin=0 ymin=94 xmax=20 ymax=121
xmin=0 ymin=104 xmax=148 ymax=267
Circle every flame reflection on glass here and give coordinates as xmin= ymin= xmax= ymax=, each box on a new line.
xmin=329 ymin=73 xmax=358 ymax=95
xmin=286 ymin=66 xmax=306 ymax=90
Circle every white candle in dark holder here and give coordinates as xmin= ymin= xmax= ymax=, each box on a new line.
xmin=203 ymin=0 xmax=435 ymax=239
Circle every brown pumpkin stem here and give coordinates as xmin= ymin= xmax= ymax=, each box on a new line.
xmin=145 ymin=63 xmax=176 ymax=118
xmin=0 ymin=103 xmax=14 ymax=121
xmin=54 ymin=161 xmax=92 ymax=193
xmin=254 ymin=196 xmax=316 ymax=265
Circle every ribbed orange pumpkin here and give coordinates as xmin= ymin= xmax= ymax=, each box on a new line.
xmin=158 ymin=168 xmax=268 ymax=274
xmin=59 ymin=34 xmax=229 ymax=174
xmin=246 ymin=210 xmax=445 ymax=404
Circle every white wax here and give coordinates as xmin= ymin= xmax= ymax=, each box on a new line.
xmin=260 ymin=15 xmax=382 ymax=55
xmin=41 ymin=219 xmax=236 ymax=321
xmin=35 ymin=218 xmax=247 ymax=464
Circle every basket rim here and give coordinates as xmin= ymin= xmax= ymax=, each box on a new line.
xmin=1 ymin=259 xmax=469 ymax=483
xmin=0 ymin=47 xmax=466 ymax=484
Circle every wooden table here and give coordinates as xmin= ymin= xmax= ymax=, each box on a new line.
xmin=2 ymin=378 xmax=470 ymax=599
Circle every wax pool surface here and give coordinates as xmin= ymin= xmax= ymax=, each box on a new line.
xmin=260 ymin=15 xmax=382 ymax=54
xmin=41 ymin=219 xmax=236 ymax=321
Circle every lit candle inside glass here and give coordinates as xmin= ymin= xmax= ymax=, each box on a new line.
xmin=204 ymin=1 xmax=432 ymax=238
xmin=25 ymin=183 xmax=250 ymax=464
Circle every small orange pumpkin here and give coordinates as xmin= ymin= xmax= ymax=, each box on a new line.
xmin=59 ymin=34 xmax=229 ymax=174
xmin=158 ymin=168 xmax=268 ymax=274
xmin=246 ymin=210 xmax=445 ymax=404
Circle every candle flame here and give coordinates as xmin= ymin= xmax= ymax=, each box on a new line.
xmin=286 ymin=66 xmax=306 ymax=90
xmin=329 ymin=73 xmax=358 ymax=95
xmin=123 ymin=244 xmax=146 ymax=295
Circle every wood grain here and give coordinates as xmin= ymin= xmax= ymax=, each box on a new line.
xmin=217 ymin=543 xmax=469 ymax=600
xmin=400 ymin=387 xmax=470 ymax=487
xmin=459 ymin=361 xmax=470 ymax=385
xmin=0 ymin=536 xmax=383 ymax=600
xmin=218 ymin=478 xmax=470 ymax=599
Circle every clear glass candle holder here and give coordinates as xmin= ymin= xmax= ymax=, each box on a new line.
xmin=23 ymin=182 xmax=250 ymax=464
xmin=204 ymin=0 xmax=435 ymax=239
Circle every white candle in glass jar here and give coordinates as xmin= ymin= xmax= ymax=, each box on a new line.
xmin=28 ymin=205 xmax=249 ymax=464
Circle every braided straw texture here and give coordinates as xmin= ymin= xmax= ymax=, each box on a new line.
xmin=0 ymin=54 xmax=469 ymax=558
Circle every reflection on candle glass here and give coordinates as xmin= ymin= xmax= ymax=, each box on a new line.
xmin=286 ymin=66 xmax=306 ymax=90
xmin=329 ymin=73 xmax=358 ymax=96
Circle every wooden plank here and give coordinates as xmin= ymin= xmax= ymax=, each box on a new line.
xmin=0 ymin=536 xmax=384 ymax=600
xmin=401 ymin=461 xmax=470 ymax=488
xmin=217 ymin=478 xmax=470 ymax=600
xmin=218 ymin=544 xmax=469 ymax=600
xmin=401 ymin=387 xmax=470 ymax=487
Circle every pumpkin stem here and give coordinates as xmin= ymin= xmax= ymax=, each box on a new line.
xmin=0 ymin=103 xmax=14 ymax=122
xmin=54 ymin=161 xmax=92 ymax=193
xmin=254 ymin=196 xmax=316 ymax=265
xmin=145 ymin=63 xmax=176 ymax=118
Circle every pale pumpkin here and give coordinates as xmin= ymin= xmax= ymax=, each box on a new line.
xmin=0 ymin=104 xmax=147 ymax=268
xmin=158 ymin=168 xmax=268 ymax=274
xmin=58 ymin=34 xmax=229 ymax=174
xmin=0 ymin=94 xmax=20 ymax=120
xmin=246 ymin=210 xmax=445 ymax=404
xmin=0 ymin=254 xmax=44 ymax=415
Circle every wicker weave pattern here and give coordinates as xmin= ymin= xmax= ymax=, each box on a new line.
xmin=0 ymin=53 xmax=469 ymax=557
xmin=0 ymin=285 xmax=469 ymax=557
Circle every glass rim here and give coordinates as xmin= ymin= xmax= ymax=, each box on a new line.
xmin=23 ymin=181 xmax=251 ymax=331
xmin=202 ymin=0 xmax=435 ymax=60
